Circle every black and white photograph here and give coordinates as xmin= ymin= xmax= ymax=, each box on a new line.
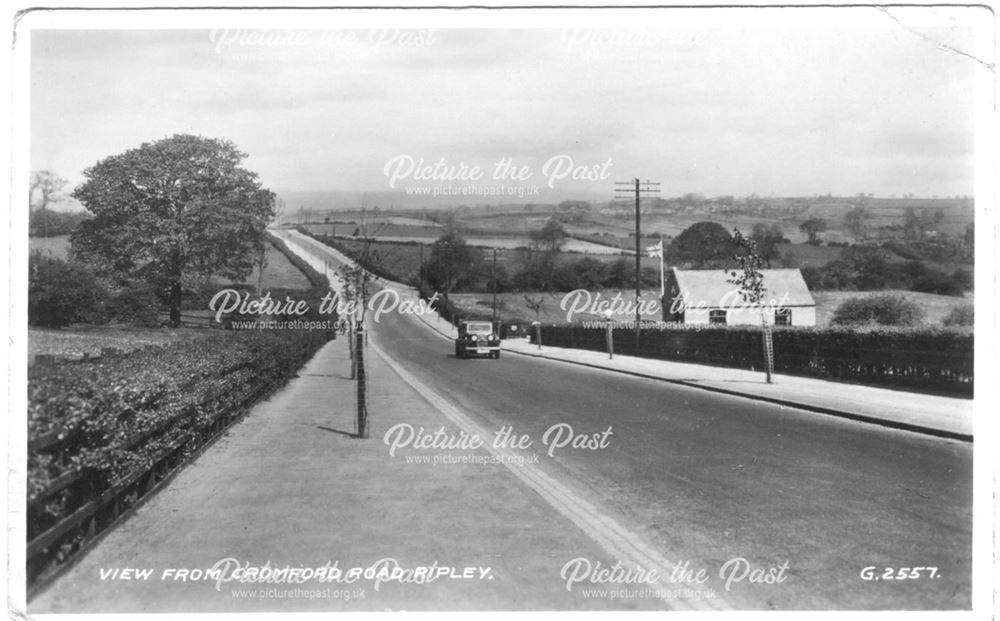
xmin=6 ymin=3 xmax=996 ymax=617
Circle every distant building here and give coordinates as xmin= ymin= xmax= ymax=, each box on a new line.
xmin=663 ymin=268 xmax=816 ymax=326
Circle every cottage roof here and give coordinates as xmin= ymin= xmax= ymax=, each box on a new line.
xmin=671 ymin=268 xmax=816 ymax=308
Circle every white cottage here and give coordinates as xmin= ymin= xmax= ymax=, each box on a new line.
xmin=663 ymin=268 xmax=816 ymax=326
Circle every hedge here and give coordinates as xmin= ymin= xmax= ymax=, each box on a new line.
xmin=266 ymin=230 xmax=330 ymax=290
xmin=26 ymin=329 xmax=329 ymax=585
xmin=534 ymin=324 xmax=973 ymax=396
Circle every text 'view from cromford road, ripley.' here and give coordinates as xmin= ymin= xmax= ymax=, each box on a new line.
xmin=15 ymin=6 xmax=991 ymax=617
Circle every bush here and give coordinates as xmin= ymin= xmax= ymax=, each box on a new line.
xmin=801 ymin=261 xmax=856 ymax=291
xmin=831 ymin=293 xmax=926 ymax=327
xmin=942 ymin=303 xmax=974 ymax=327
xmin=28 ymin=251 xmax=109 ymax=327
xmin=952 ymin=268 xmax=973 ymax=291
xmin=105 ymin=284 xmax=162 ymax=327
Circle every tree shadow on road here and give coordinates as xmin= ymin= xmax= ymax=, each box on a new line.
xmin=317 ymin=425 xmax=361 ymax=439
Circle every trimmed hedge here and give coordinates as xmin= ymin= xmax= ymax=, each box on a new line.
xmin=266 ymin=230 xmax=330 ymax=290
xmin=534 ymin=324 xmax=973 ymax=396
xmin=27 ymin=329 xmax=329 ymax=544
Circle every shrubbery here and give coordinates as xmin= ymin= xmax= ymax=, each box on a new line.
xmin=104 ymin=284 xmax=162 ymax=327
xmin=29 ymin=251 xmax=109 ymax=327
xmin=29 ymin=252 xmax=178 ymax=328
xmin=942 ymin=303 xmax=974 ymax=327
xmin=831 ymin=293 xmax=926 ymax=327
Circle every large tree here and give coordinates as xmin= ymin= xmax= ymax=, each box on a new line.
xmin=799 ymin=218 xmax=827 ymax=245
xmin=71 ymin=134 xmax=276 ymax=326
xmin=668 ymin=221 xmax=733 ymax=267
xmin=844 ymin=206 xmax=869 ymax=238
xmin=750 ymin=223 xmax=785 ymax=267
xmin=522 ymin=217 xmax=567 ymax=289
xmin=421 ymin=229 xmax=481 ymax=298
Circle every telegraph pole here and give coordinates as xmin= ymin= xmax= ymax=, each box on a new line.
xmin=615 ymin=178 xmax=660 ymax=352
xmin=419 ymin=242 xmax=424 ymax=290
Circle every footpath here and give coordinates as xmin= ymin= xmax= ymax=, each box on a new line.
xmin=273 ymin=227 xmax=974 ymax=442
xmin=29 ymin=333 xmax=678 ymax=613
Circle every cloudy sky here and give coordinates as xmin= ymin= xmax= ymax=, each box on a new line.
xmin=27 ymin=7 xmax=989 ymax=204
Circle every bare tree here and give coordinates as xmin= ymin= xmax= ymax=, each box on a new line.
xmin=524 ymin=295 xmax=545 ymax=350
xmin=30 ymin=170 xmax=68 ymax=211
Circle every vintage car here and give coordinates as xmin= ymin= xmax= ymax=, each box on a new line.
xmin=454 ymin=320 xmax=501 ymax=359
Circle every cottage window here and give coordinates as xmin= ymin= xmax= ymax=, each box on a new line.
xmin=775 ymin=308 xmax=792 ymax=326
xmin=709 ymin=309 xmax=727 ymax=325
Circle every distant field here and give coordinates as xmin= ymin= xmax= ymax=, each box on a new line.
xmin=329 ymin=238 xmax=659 ymax=289
xmin=775 ymin=243 xmax=844 ymax=267
xmin=300 ymin=222 xmax=443 ymax=239
xmin=331 ymin=239 xmax=425 ymax=285
xmin=308 ymin=229 xmax=629 ymax=256
xmin=28 ymin=235 xmax=71 ymax=259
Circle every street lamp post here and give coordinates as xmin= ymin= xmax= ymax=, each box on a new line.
xmin=491 ymin=247 xmax=498 ymax=324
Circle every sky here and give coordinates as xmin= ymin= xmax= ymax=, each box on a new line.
xmin=26 ymin=7 xmax=990 ymax=206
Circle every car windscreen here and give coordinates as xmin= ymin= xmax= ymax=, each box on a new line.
xmin=465 ymin=323 xmax=493 ymax=335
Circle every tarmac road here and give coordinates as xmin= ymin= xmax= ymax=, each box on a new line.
xmin=372 ymin=307 xmax=973 ymax=610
